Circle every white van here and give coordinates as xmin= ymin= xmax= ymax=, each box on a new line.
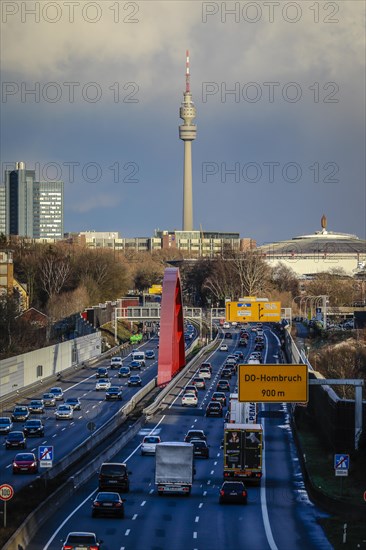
xmin=132 ymin=351 xmax=145 ymax=366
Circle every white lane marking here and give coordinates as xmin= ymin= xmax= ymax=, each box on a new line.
xmin=132 ymin=514 xmax=138 ymax=520
xmin=52 ymin=434 xmax=57 ymax=438
xmin=149 ymin=489 xmax=154 ymax=494
xmin=210 ymin=470 xmax=214 ymax=475
xmin=195 ymin=516 xmax=199 ymax=522
xmin=260 ymin=402 xmax=279 ymax=550
xmin=203 ymin=491 xmax=207 ymax=496
xmin=199 ymin=502 xmax=203 ymax=508
xmin=125 ymin=529 xmax=131 ymax=536
xmin=214 ymin=461 xmax=218 ymax=465
xmin=207 ymin=480 xmax=211 ymax=485
xmin=193 ymin=532 xmax=197 ymax=539
xmin=141 ymin=501 xmax=146 ymax=506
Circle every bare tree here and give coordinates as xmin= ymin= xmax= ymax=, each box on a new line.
xmin=39 ymin=256 xmax=71 ymax=298
xmin=231 ymin=252 xmax=271 ymax=298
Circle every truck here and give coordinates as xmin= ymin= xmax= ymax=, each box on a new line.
xmin=223 ymin=423 xmax=263 ymax=482
xmin=155 ymin=442 xmax=194 ymax=495
xmin=229 ymin=394 xmax=257 ymax=424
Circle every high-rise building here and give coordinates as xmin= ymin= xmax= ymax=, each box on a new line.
xmin=0 ymin=185 xmax=5 ymax=235
xmin=179 ymin=50 xmax=197 ymax=231
xmin=4 ymin=162 xmax=64 ymax=239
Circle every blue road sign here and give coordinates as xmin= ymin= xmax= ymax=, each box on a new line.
xmin=334 ymin=454 xmax=350 ymax=470
xmin=39 ymin=446 xmax=54 ymax=462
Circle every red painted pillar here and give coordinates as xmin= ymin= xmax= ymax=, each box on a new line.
xmin=157 ymin=268 xmax=185 ymax=385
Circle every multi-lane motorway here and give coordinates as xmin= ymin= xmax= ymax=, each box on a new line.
xmin=10 ymin=324 xmax=332 ymax=550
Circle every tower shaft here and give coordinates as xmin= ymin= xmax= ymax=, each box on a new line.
xmin=183 ymin=141 xmax=193 ymax=231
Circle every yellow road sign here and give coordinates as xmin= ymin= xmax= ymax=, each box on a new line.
xmin=226 ymin=301 xmax=281 ymax=322
xmin=238 ymin=364 xmax=308 ymax=403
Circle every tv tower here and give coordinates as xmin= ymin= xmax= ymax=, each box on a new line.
xmin=179 ymin=50 xmax=197 ymax=231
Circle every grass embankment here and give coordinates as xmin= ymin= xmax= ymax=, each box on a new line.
xmin=296 ymin=421 xmax=366 ymax=549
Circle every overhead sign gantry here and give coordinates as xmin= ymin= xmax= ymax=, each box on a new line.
xmin=225 ymin=297 xmax=281 ymax=323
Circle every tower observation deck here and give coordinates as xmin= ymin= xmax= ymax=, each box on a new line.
xmin=179 ymin=50 xmax=197 ymax=231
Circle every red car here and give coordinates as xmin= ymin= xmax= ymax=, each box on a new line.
xmin=12 ymin=452 xmax=38 ymax=474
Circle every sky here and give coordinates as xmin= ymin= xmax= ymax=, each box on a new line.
xmin=1 ymin=0 xmax=365 ymax=245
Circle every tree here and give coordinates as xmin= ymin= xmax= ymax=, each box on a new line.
xmin=0 ymin=294 xmax=21 ymax=353
xmin=307 ymin=269 xmax=355 ymax=306
xmin=270 ymin=262 xmax=299 ymax=296
xmin=231 ymin=251 xmax=271 ymax=298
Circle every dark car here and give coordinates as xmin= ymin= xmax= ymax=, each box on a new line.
xmin=211 ymin=392 xmax=227 ymax=407
xmin=238 ymin=338 xmax=247 ymax=347
xmin=206 ymin=401 xmax=223 ymax=417
xmin=28 ymin=400 xmax=45 ymax=414
xmin=224 ymin=332 xmax=232 ymax=339
xmin=12 ymin=452 xmax=38 ymax=474
xmin=91 ymin=492 xmax=126 ymax=518
xmin=221 ymin=368 xmax=232 ymax=379
xmin=130 ymin=360 xmax=143 ymax=370
xmin=255 ymin=343 xmax=265 ymax=351
xmin=98 ymin=462 xmax=130 ymax=492
xmin=23 ymin=419 xmax=45 ymax=437
xmin=62 ymin=532 xmax=102 ymax=550
xmin=5 ymin=431 xmax=26 ymax=449
xmin=96 ymin=367 xmax=109 ymax=378
xmin=145 ymin=349 xmax=156 ymax=360
xmin=105 ymin=386 xmax=123 ymax=400
xmin=128 ymin=375 xmax=142 ymax=387
xmin=11 ymin=406 xmax=30 ymax=422
xmin=118 ymin=366 xmax=131 ymax=378
xmin=190 ymin=439 xmax=209 ymax=458
xmin=0 ymin=417 xmax=13 ymax=434
xmin=184 ymin=429 xmax=207 ymax=443
xmin=200 ymin=362 xmax=212 ymax=373
xmin=219 ymin=481 xmax=248 ymax=504
xmin=216 ymin=380 xmax=231 ymax=392
xmin=65 ymin=397 xmax=82 ymax=410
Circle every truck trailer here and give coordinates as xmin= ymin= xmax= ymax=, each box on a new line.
xmin=155 ymin=442 xmax=194 ymax=495
xmin=223 ymin=423 xmax=263 ymax=482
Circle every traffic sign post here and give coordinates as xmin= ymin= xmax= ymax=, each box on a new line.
xmin=38 ymin=446 xmax=54 ymax=468
xmin=0 ymin=484 xmax=14 ymax=528
xmin=226 ymin=300 xmax=281 ymax=323
xmin=334 ymin=454 xmax=350 ymax=497
xmin=238 ymin=364 xmax=308 ymax=403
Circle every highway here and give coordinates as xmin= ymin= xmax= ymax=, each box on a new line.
xmin=24 ymin=324 xmax=332 ymax=550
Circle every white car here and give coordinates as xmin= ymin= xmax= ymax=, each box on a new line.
xmin=110 ymin=356 xmax=123 ymax=369
xmin=182 ymin=392 xmax=198 ymax=407
xmin=95 ymin=378 xmax=111 ymax=391
xmin=220 ymin=343 xmax=229 ymax=352
xmin=141 ymin=435 xmax=161 ymax=455
xmin=223 ymin=322 xmax=230 ymax=329
xmin=198 ymin=368 xmax=211 ymax=379
xmin=55 ymin=404 xmax=73 ymax=420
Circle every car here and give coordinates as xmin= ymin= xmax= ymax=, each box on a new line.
xmin=220 ymin=343 xmax=229 ymax=351
xmin=12 ymin=452 xmax=38 ymax=474
xmin=92 ymin=492 xmax=126 ymax=518
xmin=105 ymin=386 xmax=123 ymax=400
xmin=28 ymin=399 xmax=45 ymax=414
xmin=0 ymin=417 xmax=13 ymax=434
xmin=96 ymin=367 xmax=109 ymax=378
xmin=238 ymin=338 xmax=247 ymax=347
xmin=110 ymin=356 xmax=123 ymax=369
xmin=219 ymin=481 xmax=248 ymax=504
xmin=190 ymin=439 xmax=209 ymax=458
xmin=23 ymin=419 xmax=45 ymax=437
xmin=184 ymin=384 xmax=198 ymax=396
xmin=184 ymin=429 xmax=207 ymax=443
xmin=140 ymin=435 xmax=161 ymax=455
xmin=233 ymin=351 xmax=244 ymax=360
xmin=98 ymin=462 xmax=130 ymax=492
xmin=192 ymin=377 xmax=205 ymax=389
xmin=223 ymin=322 xmax=231 ymax=329
xmin=221 ymin=368 xmax=232 ymax=379
xmin=198 ymin=367 xmax=211 ymax=379
xmin=55 ymin=404 xmax=73 ymax=420
xmin=49 ymin=387 xmax=64 ymax=400
xmin=211 ymin=392 xmax=227 ymax=407
xmin=200 ymin=362 xmax=212 ymax=373
xmin=118 ymin=366 xmax=131 ymax=378
xmin=5 ymin=431 xmax=26 ymax=449
xmin=255 ymin=343 xmax=265 ymax=351
xmin=227 ymin=355 xmax=238 ymax=364
xmin=206 ymin=401 xmax=223 ymax=417
xmin=216 ymin=380 xmax=231 ymax=392
xmin=129 ymin=360 xmax=143 ymax=370
xmin=128 ymin=374 xmax=142 ymax=387
xmin=231 ymin=321 xmax=238 ymax=328
xmin=65 ymin=397 xmax=82 ymax=410
xmin=224 ymin=332 xmax=232 ymax=339
xmin=95 ymin=378 xmax=111 ymax=391
xmin=61 ymin=532 xmax=102 ymax=549
xmin=42 ymin=393 xmax=56 ymax=407
xmin=181 ymin=392 xmax=198 ymax=407
xmin=145 ymin=349 xmax=156 ymax=359
xmin=11 ymin=406 xmax=30 ymax=422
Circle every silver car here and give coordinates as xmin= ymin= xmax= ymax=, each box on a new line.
xmin=55 ymin=404 xmax=73 ymax=420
